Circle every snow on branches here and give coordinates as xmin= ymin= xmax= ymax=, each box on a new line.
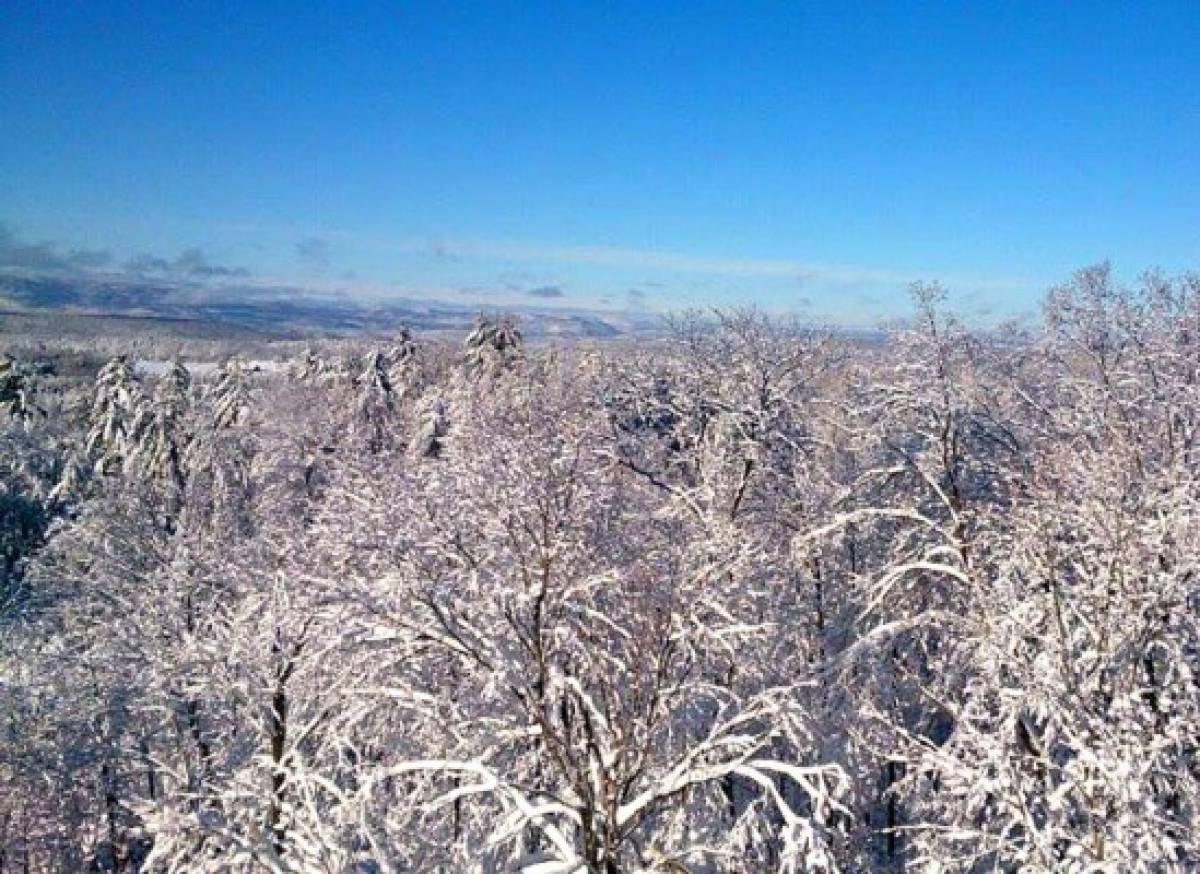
xmin=3 ymin=272 xmax=1200 ymax=872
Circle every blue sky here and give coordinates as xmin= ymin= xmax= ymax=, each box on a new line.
xmin=2 ymin=1 xmax=1197 ymax=323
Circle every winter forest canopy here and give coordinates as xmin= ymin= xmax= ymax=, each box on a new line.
xmin=2 ymin=263 xmax=1200 ymax=873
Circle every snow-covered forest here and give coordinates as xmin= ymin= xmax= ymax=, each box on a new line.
xmin=2 ymin=263 xmax=1199 ymax=872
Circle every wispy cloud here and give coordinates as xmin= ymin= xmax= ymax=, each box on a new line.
xmin=174 ymin=247 xmax=251 ymax=278
xmin=0 ymin=221 xmax=262 ymax=285
xmin=406 ymin=236 xmax=1030 ymax=292
xmin=123 ymin=246 xmax=250 ymax=278
xmin=526 ymin=284 xmax=565 ymax=299
xmin=296 ymin=236 xmax=332 ymax=267
xmin=0 ymin=223 xmax=112 ymax=271
xmin=0 ymin=218 xmax=1037 ymax=323
xmin=124 ymin=253 xmax=173 ymax=273
xmin=167 ymin=221 xmax=1035 ymax=300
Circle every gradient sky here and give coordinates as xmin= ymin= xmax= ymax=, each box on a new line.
xmin=2 ymin=1 xmax=1198 ymax=323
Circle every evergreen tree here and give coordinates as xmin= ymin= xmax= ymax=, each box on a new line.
xmin=85 ymin=355 xmax=142 ymax=476
xmin=464 ymin=315 xmax=523 ymax=376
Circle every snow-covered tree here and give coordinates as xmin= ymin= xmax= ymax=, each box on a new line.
xmin=130 ymin=360 xmax=192 ymax=509
xmin=464 ymin=314 xmax=523 ymax=377
xmin=315 ymin=357 xmax=850 ymax=871
xmin=5 ymin=266 xmax=1200 ymax=871
xmin=85 ymin=354 xmax=143 ymax=476
xmin=350 ymin=348 xmax=396 ymax=452
xmin=0 ymin=354 xmax=44 ymax=427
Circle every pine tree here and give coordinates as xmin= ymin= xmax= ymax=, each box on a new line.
xmin=409 ymin=389 xmax=448 ymax=459
xmin=209 ymin=356 xmax=252 ymax=429
xmin=463 ymin=315 xmax=523 ymax=376
xmin=129 ymin=361 xmax=193 ymax=523
xmin=0 ymin=355 xmax=44 ymax=427
xmin=352 ymin=348 xmax=395 ymax=452
xmin=85 ymin=355 xmax=143 ymax=476
xmin=387 ymin=326 xmax=420 ymax=398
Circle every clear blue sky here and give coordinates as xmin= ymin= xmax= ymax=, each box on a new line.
xmin=2 ymin=1 xmax=1197 ymax=322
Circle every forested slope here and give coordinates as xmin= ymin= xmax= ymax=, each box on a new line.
xmin=1 ymin=264 xmax=1198 ymax=872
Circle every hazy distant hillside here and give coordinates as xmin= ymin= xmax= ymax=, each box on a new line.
xmin=0 ymin=270 xmax=659 ymax=339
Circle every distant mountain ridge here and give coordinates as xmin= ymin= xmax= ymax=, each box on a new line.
xmin=0 ymin=271 xmax=660 ymax=339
